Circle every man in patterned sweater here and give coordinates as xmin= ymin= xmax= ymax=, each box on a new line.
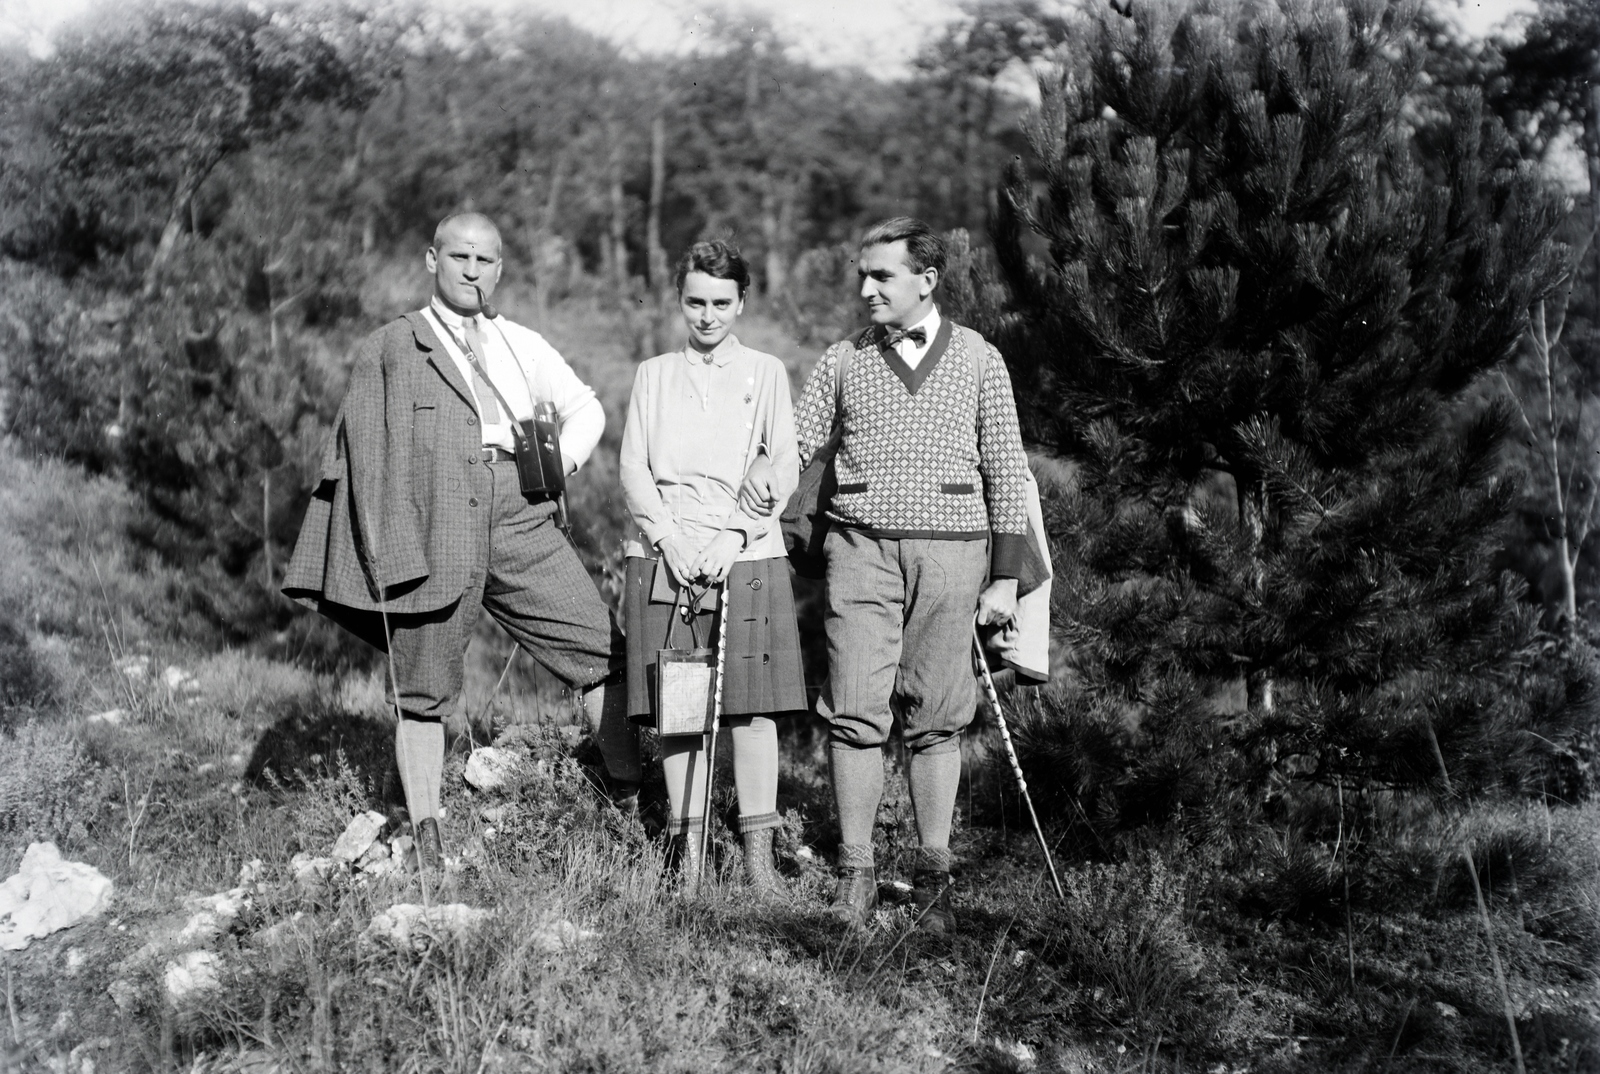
xmin=790 ymin=216 xmax=1029 ymax=931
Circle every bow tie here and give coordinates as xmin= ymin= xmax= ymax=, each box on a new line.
xmin=882 ymin=326 xmax=927 ymax=350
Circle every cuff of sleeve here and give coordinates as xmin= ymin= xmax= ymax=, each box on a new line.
xmin=724 ymin=518 xmax=757 ymax=548
xmin=990 ymin=532 xmax=1028 ymax=580
xmin=643 ymin=522 xmax=679 ymax=548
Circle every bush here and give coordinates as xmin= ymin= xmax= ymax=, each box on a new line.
xmin=0 ymin=721 xmax=99 ymax=845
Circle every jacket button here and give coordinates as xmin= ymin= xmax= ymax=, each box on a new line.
xmin=749 ymin=578 xmax=762 ymax=590
xmin=467 ymin=416 xmax=478 ymax=426
xmin=469 ymin=497 xmax=479 ymax=507
xmin=468 ymin=455 xmax=478 ymax=465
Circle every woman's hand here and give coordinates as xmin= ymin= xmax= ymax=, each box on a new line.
xmin=689 ymin=530 xmax=745 ymax=585
xmin=656 ymin=535 xmax=697 ymax=587
xmin=737 ymin=453 xmax=779 ymax=517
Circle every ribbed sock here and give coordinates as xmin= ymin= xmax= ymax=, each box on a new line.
xmin=829 ymin=743 xmax=884 ymax=849
xmin=908 ymin=746 xmax=962 ymax=850
xmin=395 ymin=714 xmax=444 ymax=822
xmin=583 ymin=678 xmax=643 ymax=782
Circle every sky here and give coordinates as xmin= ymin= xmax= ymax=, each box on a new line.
xmin=0 ymin=0 xmax=1541 ymax=69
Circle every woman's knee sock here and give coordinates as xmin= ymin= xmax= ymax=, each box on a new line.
xmin=660 ymin=734 xmax=710 ymax=836
xmin=731 ymin=717 xmax=779 ymax=829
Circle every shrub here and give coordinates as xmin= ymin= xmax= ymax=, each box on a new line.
xmin=0 ymin=721 xmax=99 ymax=845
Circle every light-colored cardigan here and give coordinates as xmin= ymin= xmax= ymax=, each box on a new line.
xmin=619 ymin=336 xmax=799 ymax=562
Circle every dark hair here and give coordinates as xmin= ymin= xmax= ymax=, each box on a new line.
xmin=860 ymin=216 xmax=945 ymax=277
xmin=674 ymin=239 xmax=751 ymax=296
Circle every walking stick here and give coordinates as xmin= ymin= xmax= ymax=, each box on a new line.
xmin=699 ymin=580 xmax=731 ymax=883
xmin=972 ymin=621 xmax=1066 ymax=904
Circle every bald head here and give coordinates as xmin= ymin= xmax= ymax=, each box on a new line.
xmin=426 ymin=212 xmax=504 ymax=315
xmin=432 ymin=212 xmax=502 ymax=253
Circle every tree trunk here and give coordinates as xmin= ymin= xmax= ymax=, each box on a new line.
xmin=609 ymin=157 xmax=629 ymax=290
xmin=261 ymin=469 xmax=274 ymax=589
xmin=647 ymin=112 xmax=669 ymax=297
xmin=141 ymin=156 xmax=221 ymax=298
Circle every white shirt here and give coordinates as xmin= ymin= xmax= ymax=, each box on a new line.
xmin=422 ymin=298 xmax=605 ymax=470
xmin=894 ymin=305 xmax=942 ymax=370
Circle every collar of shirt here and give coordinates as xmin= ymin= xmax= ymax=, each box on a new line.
xmin=894 ymin=306 xmax=941 ymax=367
xmin=428 ymin=295 xmax=487 ymax=337
xmin=683 ymin=334 xmax=740 ymax=368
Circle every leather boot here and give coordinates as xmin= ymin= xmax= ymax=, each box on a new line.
xmin=415 ymin=817 xmax=444 ymax=874
xmin=911 ymin=869 xmax=954 ymax=934
xmin=741 ymin=827 xmax=785 ymax=900
xmin=910 ymin=847 xmax=955 ymax=933
xmin=827 ymin=844 xmax=877 ymax=928
xmin=611 ymin=779 xmax=641 ymax=817
xmin=670 ymin=829 xmax=705 ymax=898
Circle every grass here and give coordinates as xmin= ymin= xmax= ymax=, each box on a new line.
xmin=1 ymin=281 xmax=1598 ymax=1071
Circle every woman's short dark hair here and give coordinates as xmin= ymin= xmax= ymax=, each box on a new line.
xmin=675 ymin=239 xmax=751 ymax=296
xmin=860 ymin=216 xmax=946 ymax=277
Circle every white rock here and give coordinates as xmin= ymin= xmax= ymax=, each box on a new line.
xmin=65 ymin=947 xmax=86 ymax=974
xmin=163 ymin=950 xmax=222 ymax=1004
xmin=87 ymin=708 xmax=126 ymax=726
xmin=106 ymin=979 xmax=139 ymax=1013
xmin=0 ymin=843 xmax=114 ymax=951
xmin=163 ymin=665 xmax=196 ymax=692
xmin=177 ymin=888 xmax=248 ymax=945
xmin=237 ymin=859 xmax=265 ymax=886
xmin=357 ymin=839 xmax=390 ymax=870
xmin=331 ymin=811 xmax=387 ymax=864
xmin=463 ymin=747 xmax=522 ymax=791
xmin=480 ymin=804 xmax=508 ymax=825
xmin=1435 ymin=1001 xmax=1460 ymax=1019
xmin=289 ymin=853 xmax=338 ymax=891
xmin=390 ymin=833 xmax=414 ymax=862
xmin=528 ymin=919 xmax=600 ymax=954
xmin=993 ymin=1039 xmax=1037 ymax=1070
xmin=363 ymin=903 xmax=490 ymax=951
xmin=114 ymin=655 xmax=149 ymax=680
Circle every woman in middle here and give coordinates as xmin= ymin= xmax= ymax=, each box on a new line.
xmin=619 ymin=239 xmax=804 ymax=897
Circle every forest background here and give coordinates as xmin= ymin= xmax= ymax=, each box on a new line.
xmin=0 ymin=0 xmax=1598 ymax=1071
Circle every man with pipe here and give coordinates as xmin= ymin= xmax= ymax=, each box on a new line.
xmin=283 ymin=212 xmax=642 ymax=871
xmin=747 ymin=216 xmax=1030 ymax=932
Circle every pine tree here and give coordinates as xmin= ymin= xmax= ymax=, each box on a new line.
xmin=966 ymin=0 xmax=1594 ymax=839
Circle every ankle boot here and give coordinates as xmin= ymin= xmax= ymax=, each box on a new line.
xmin=741 ymin=827 xmax=785 ymax=900
xmin=828 ymin=845 xmax=877 ymax=928
xmin=610 ymin=779 xmax=641 ymax=817
xmin=911 ymin=869 xmax=954 ymax=933
xmin=911 ymin=847 xmax=955 ymax=933
xmin=670 ymin=828 xmax=706 ymax=897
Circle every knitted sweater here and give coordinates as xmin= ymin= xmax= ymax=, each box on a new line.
xmin=794 ymin=316 xmax=1031 ymax=578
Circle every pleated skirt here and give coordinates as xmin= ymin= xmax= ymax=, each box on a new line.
xmin=623 ymin=556 xmax=807 ymax=722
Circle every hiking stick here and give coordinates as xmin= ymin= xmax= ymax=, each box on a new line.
xmin=972 ymin=622 xmax=1066 ymax=904
xmin=700 ymin=580 xmax=731 ymax=882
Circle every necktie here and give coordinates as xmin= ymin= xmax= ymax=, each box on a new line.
xmin=465 ymin=318 xmax=501 ymax=423
xmin=883 ymin=325 xmax=928 ymax=351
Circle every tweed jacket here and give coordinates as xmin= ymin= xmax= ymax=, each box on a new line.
xmin=283 ymin=311 xmax=587 ymax=631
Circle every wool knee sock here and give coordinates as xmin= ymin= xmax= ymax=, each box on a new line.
xmin=731 ymin=717 xmax=779 ymax=830
xmin=829 ymin=743 xmax=884 ymax=849
xmin=907 ymin=746 xmax=963 ymax=851
xmin=583 ymin=678 xmax=643 ymax=783
xmin=395 ymin=714 xmax=445 ymax=822
xmin=660 ymin=734 xmax=710 ymax=837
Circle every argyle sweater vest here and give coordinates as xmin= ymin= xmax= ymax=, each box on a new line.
xmin=793 ymin=318 xmax=1031 ymax=578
